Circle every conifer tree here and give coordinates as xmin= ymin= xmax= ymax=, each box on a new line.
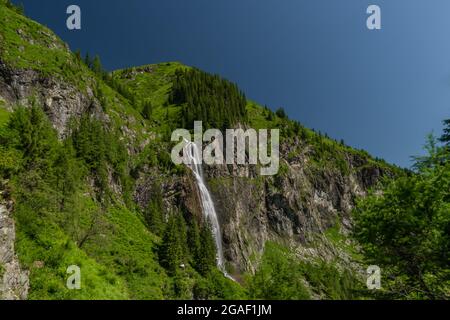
xmin=275 ymin=107 xmax=287 ymax=119
xmin=92 ymin=55 xmax=104 ymax=76
xmin=144 ymin=189 xmax=164 ymax=236
xmin=169 ymin=68 xmax=247 ymax=130
xmin=195 ymin=220 xmax=217 ymax=276
xmin=159 ymin=214 xmax=188 ymax=275
xmin=141 ymin=100 xmax=153 ymax=120
xmin=84 ymin=53 xmax=91 ymax=69
xmin=187 ymin=218 xmax=201 ymax=263
xmin=74 ymin=49 xmax=82 ymax=62
xmin=440 ymin=119 xmax=450 ymax=146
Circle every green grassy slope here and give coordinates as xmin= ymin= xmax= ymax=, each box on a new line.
xmin=112 ymin=63 xmax=403 ymax=178
xmin=0 ymin=3 xmax=244 ymax=300
xmin=0 ymin=3 xmax=168 ymax=300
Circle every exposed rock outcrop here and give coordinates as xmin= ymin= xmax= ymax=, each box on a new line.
xmin=0 ymin=49 xmax=391 ymax=282
xmin=198 ymin=139 xmax=388 ymax=275
xmin=133 ymin=136 xmax=390 ymax=276
xmin=0 ymin=59 xmax=104 ymax=138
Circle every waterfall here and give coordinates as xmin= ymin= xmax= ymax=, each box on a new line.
xmin=183 ymin=140 xmax=233 ymax=279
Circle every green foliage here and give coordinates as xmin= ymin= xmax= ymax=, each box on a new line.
xmin=155 ymin=213 xmax=242 ymax=299
xmin=71 ymin=116 xmax=110 ymax=196
xmin=71 ymin=115 xmax=132 ymax=203
xmin=186 ymin=218 xmax=201 ymax=266
xmin=83 ymin=206 xmax=168 ymax=299
xmin=0 ymin=5 xmax=93 ymax=91
xmin=0 ymin=106 xmax=172 ymax=299
xmin=0 ymin=145 xmax=21 ymax=177
xmin=246 ymin=101 xmax=402 ymax=178
xmin=143 ymin=183 xmax=165 ymax=236
xmin=169 ymin=68 xmax=247 ymax=129
xmin=141 ymin=99 xmax=153 ymax=120
xmin=248 ymin=242 xmax=311 ymax=300
xmin=6 ymin=105 xmax=58 ymax=167
xmin=83 ymin=54 xmax=137 ymax=109
xmin=325 ymin=220 xmax=363 ymax=262
xmin=247 ymin=242 xmax=363 ymax=300
xmin=411 ymin=133 xmax=449 ymax=172
xmin=195 ymin=221 xmax=218 ymax=276
xmin=52 ymin=141 xmax=86 ymax=211
xmin=0 ymin=105 xmax=10 ymax=127
xmin=300 ymin=260 xmax=363 ymax=300
xmin=14 ymin=206 xmax=129 ymax=300
xmin=354 ymin=136 xmax=450 ymax=299
xmin=440 ymin=119 xmax=450 ymax=146
xmin=275 ymin=107 xmax=287 ymax=119
xmin=0 ymin=5 xmax=410 ymax=301
xmin=2 ymin=106 xmax=130 ymax=299
xmin=3 ymin=0 xmax=24 ymax=15
xmin=193 ymin=269 xmax=247 ymax=300
xmin=91 ymin=55 xmax=104 ymax=77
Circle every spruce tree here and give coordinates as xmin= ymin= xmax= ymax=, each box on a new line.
xmin=92 ymin=55 xmax=104 ymax=76
xmin=144 ymin=191 xmax=164 ymax=236
xmin=187 ymin=218 xmax=201 ymax=263
xmin=84 ymin=53 xmax=91 ymax=68
xmin=440 ymin=119 xmax=450 ymax=146
xmin=74 ymin=49 xmax=82 ymax=62
xmin=276 ymin=107 xmax=287 ymax=119
xmin=159 ymin=214 xmax=188 ymax=275
xmin=141 ymin=100 xmax=153 ymax=120
xmin=169 ymin=68 xmax=247 ymax=129
xmin=196 ymin=220 xmax=217 ymax=276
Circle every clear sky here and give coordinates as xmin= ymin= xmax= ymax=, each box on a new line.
xmin=11 ymin=0 xmax=450 ymax=167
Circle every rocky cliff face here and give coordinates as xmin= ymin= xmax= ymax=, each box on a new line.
xmin=0 ymin=183 xmax=29 ymax=300
xmin=203 ymin=140 xmax=386 ymax=274
xmin=132 ymin=135 xmax=389 ymax=277
xmin=0 ymin=3 xmax=396 ymax=289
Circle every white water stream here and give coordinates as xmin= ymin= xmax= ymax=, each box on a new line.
xmin=183 ymin=141 xmax=233 ymax=279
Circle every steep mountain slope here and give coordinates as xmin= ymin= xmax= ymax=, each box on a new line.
xmin=0 ymin=3 xmax=169 ymax=299
xmin=113 ymin=64 xmax=400 ymax=276
xmin=0 ymin=2 xmax=403 ymax=300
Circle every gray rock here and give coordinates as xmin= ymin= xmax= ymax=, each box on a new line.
xmin=0 ymin=192 xmax=29 ymax=300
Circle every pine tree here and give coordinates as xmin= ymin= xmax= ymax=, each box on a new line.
xmin=187 ymin=218 xmax=201 ymax=263
xmin=84 ymin=53 xmax=91 ymax=68
xmin=54 ymin=141 xmax=83 ymax=210
xmin=276 ymin=107 xmax=287 ymax=119
xmin=144 ymin=191 xmax=164 ymax=236
xmin=165 ymin=107 xmax=169 ymax=121
xmin=5 ymin=0 xmax=24 ymax=15
xmin=440 ymin=119 xmax=450 ymax=146
xmin=8 ymin=105 xmax=58 ymax=167
xmin=92 ymin=55 xmax=104 ymax=76
xmin=169 ymin=68 xmax=247 ymax=129
xmin=195 ymin=220 xmax=217 ymax=276
xmin=158 ymin=214 xmax=188 ymax=275
xmin=74 ymin=49 xmax=82 ymax=62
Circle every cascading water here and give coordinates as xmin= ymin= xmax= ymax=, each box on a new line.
xmin=183 ymin=140 xmax=233 ymax=280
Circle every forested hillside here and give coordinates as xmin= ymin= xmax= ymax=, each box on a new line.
xmin=0 ymin=0 xmax=447 ymax=300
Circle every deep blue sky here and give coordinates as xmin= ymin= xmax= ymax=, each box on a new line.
xmin=11 ymin=0 xmax=450 ymax=167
